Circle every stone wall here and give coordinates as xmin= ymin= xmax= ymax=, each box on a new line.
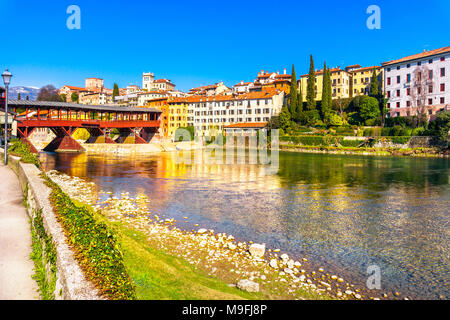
xmin=3 ymin=152 xmax=102 ymax=300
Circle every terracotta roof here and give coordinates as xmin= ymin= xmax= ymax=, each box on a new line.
xmin=275 ymin=74 xmax=291 ymax=79
xmin=167 ymin=88 xmax=281 ymax=104
xmin=349 ymin=66 xmax=381 ymax=73
xmin=224 ymin=122 xmax=268 ymax=129
xmin=300 ymin=67 xmax=344 ymax=78
xmin=382 ymin=46 xmax=450 ymax=66
xmin=233 ymin=82 xmax=252 ymax=87
xmin=62 ymin=85 xmax=86 ymax=91
xmin=154 ymin=79 xmax=173 ymax=84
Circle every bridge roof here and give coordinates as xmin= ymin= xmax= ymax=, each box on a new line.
xmin=7 ymin=100 xmax=162 ymax=114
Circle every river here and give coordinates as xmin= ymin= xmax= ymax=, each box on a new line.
xmin=39 ymin=150 xmax=449 ymax=300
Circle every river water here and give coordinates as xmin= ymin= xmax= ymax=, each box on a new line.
xmin=39 ymin=150 xmax=449 ymax=299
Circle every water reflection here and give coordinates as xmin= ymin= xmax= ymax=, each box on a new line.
xmin=39 ymin=151 xmax=449 ymax=299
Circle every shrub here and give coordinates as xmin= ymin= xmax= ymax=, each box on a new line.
xmin=8 ymin=140 xmax=41 ymax=167
xmin=390 ymin=136 xmax=411 ymax=144
xmin=428 ymin=111 xmax=450 ymax=142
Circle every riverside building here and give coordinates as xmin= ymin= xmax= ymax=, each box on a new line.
xmin=382 ymin=46 xmax=450 ymax=118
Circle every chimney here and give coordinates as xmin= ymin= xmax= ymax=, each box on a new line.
xmin=284 ymin=68 xmax=286 ymax=75
xmin=261 ymin=70 xmax=264 ymax=75
xmin=241 ymin=80 xmax=244 ymax=85
xmin=277 ymin=70 xmax=279 ymax=75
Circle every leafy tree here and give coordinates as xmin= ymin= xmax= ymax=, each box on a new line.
xmin=306 ymin=55 xmax=316 ymax=111
xmin=359 ymin=96 xmax=380 ymax=124
xmin=279 ymin=105 xmax=292 ymax=131
xmin=428 ymin=111 xmax=449 ymax=142
xmin=18 ymin=93 xmax=21 ymax=100
xmin=267 ymin=116 xmax=280 ymax=130
xmin=297 ymin=80 xmax=303 ymax=113
xmin=71 ymin=92 xmax=79 ymax=103
xmin=289 ymin=65 xmax=298 ymax=118
xmin=37 ymin=85 xmax=63 ymax=102
xmin=60 ymin=94 xmax=67 ymax=102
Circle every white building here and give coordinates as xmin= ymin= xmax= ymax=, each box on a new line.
xmin=142 ymin=72 xmax=155 ymax=91
xmin=382 ymin=46 xmax=450 ymax=118
xmin=187 ymin=88 xmax=284 ymax=136
xmin=151 ymin=79 xmax=175 ymax=92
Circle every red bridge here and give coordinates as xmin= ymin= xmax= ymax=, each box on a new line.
xmin=6 ymin=100 xmax=162 ymax=153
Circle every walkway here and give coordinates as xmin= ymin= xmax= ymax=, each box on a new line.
xmin=0 ymin=163 xmax=38 ymax=300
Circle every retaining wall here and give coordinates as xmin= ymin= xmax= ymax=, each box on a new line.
xmin=3 ymin=151 xmax=102 ymax=300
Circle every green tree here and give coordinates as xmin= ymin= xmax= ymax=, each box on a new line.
xmin=321 ymin=63 xmax=332 ymax=122
xmin=297 ymin=80 xmax=303 ymax=113
xmin=113 ymin=83 xmax=119 ymax=102
xmin=289 ymin=65 xmax=298 ymax=118
xmin=359 ymin=96 xmax=380 ymax=124
xmin=18 ymin=93 xmax=21 ymax=100
xmin=71 ymin=92 xmax=79 ymax=103
xmin=370 ymin=68 xmax=379 ymax=96
xmin=306 ymin=55 xmax=316 ymax=111
xmin=26 ymin=95 xmax=29 ymax=100
xmin=279 ymin=105 xmax=292 ymax=132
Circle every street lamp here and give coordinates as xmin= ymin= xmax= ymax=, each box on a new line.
xmin=2 ymin=69 xmax=12 ymax=165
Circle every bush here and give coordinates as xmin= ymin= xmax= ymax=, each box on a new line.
xmin=428 ymin=111 xmax=450 ymax=142
xmin=339 ymin=139 xmax=362 ymax=148
xmin=363 ymin=127 xmax=382 ymax=137
xmin=333 ymin=126 xmax=356 ymax=136
xmin=8 ymin=140 xmax=41 ymax=167
xmin=411 ymin=127 xmax=425 ymax=136
xmin=390 ymin=136 xmax=411 ymax=144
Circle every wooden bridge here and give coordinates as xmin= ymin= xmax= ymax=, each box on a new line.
xmin=4 ymin=100 xmax=162 ymax=153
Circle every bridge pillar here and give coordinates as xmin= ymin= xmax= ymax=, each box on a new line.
xmin=85 ymin=128 xmax=116 ymax=144
xmin=16 ymin=127 xmax=39 ymax=153
xmin=43 ymin=127 xmax=85 ymax=152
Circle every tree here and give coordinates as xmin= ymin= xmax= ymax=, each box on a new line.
xmin=37 ymin=85 xmax=63 ymax=102
xmin=321 ymin=63 xmax=332 ymax=122
xmin=279 ymin=105 xmax=292 ymax=131
xmin=306 ymin=55 xmax=316 ymax=111
xmin=18 ymin=93 xmax=21 ymax=100
xmin=370 ymin=68 xmax=379 ymax=96
xmin=26 ymin=95 xmax=29 ymax=100
xmin=359 ymin=96 xmax=380 ymax=124
xmin=411 ymin=65 xmax=432 ymax=126
xmin=113 ymin=83 xmax=119 ymax=102
xmin=71 ymin=92 xmax=79 ymax=103
xmin=289 ymin=65 xmax=298 ymax=118
xmin=297 ymin=80 xmax=303 ymax=113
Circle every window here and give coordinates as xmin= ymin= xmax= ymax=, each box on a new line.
xmin=441 ymin=68 xmax=446 ymax=77
xmin=429 ymin=59 xmax=433 ymax=64
xmin=387 ymin=91 xmax=391 ymax=98
xmin=441 ymin=97 xmax=445 ymax=104
xmin=406 ymin=101 xmax=411 ymax=107
xmin=397 ymin=75 xmax=400 ymax=83
xmin=441 ymin=57 xmax=445 ymax=62
xmin=441 ymin=84 xmax=445 ymax=92
xmin=387 ymin=103 xmax=391 ymax=109
xmin=396 ymin=90 xmax=400 ymax=97
xmin=387 ymin=77 xmax=391 ymax=85
xmin=418 ymin=61 xmax=422 ymax=66
xmin=387 ymin=68 xmax=391 ymax=72
xmin=407 ymin=64 xmax=410 ymax=68
xmin=428 ymin=98 xmax=433 ymax=105
xmin=429 ymin=70 xmax=433 ymax=79
xmin=407 ymin=74 xmax=411 ymax=82
xmin=429 ymin=85 xmax=433 ymax=93
xmin=396 ymin=102 xmax=400 ymax=108
xmin=407 ymin=88 xmax=411 ymax=96
xmin=397 ymin=66 xmax=400 ymax=70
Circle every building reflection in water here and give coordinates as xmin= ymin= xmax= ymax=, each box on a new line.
xmin=39 ymin=150 xmax=449 ymax=299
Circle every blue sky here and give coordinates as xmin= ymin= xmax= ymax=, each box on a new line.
xmin=0 ymin=0 xmax=449 ymax=91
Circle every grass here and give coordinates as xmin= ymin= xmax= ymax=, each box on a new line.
xmin=71 ymin=199 xmax=260 ymax=300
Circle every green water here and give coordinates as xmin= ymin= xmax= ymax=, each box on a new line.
xmin=39 ymin=151 xmax=449 ymax=299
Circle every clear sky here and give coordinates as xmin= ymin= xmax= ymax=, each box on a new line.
xmin=1 ymin=0 xmax=449 ymax=91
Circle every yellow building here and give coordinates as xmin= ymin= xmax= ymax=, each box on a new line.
xmin=155 ymin=97 xmax=188 ymax=138
xmin=346 ymin=65 xmax=383 ymax=97
xmin=298 ymin=67 xmax=351 ymax=101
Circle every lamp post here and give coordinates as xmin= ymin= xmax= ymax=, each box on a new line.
xmin=2 ymin=69 xmax=12 ymax=165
